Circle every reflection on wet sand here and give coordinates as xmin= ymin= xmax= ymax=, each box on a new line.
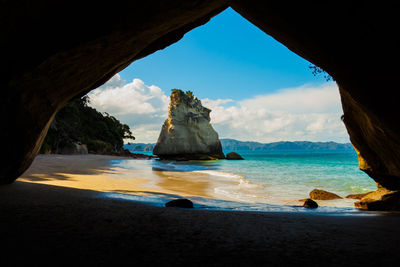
xmin=19 ymin=154 xmax=237 ymax=200
xmin=152 ymin=171 xmax=212 ymax=198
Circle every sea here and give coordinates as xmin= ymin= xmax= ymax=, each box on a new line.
xmin=104 ymin=149 xmax=378 ymax=214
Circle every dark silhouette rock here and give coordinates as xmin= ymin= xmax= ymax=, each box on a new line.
xmin=0 ymin=0 xmax=228 ymax=184
xmin=226 ymin=152 xmax=244 ymax=160
xmin=165 ymin=199 xmax=194 ymax=208
xmin=231 ymin=1 xmax=400 ymax=191
xmin=303 ymin=198 xmax=318 ymax=209
xmin=309 ymin=189 xmax=342 ymax=200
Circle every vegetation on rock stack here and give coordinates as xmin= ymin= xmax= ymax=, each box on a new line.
xmin=153 ymin=88 xmax=225 ymax=160
xmin=40 ymin=96 xmax=134 ymax=154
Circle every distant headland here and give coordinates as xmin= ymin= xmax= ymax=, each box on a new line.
xmin=125 ymin=139 xmax=354 ymax=153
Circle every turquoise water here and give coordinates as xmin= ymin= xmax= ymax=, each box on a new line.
xmin=109 ymin=150 xmax=377 ymax=212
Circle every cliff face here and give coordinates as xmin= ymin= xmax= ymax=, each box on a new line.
xmin=153 ymin=90 xmax=225 ymax=160
xmin=0 ymin=0 xmax=228 ymax=183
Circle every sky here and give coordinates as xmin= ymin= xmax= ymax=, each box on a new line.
xmin=88 ymin=8 xmax=348 ymax=144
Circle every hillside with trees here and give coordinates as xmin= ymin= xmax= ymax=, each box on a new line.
xmin=40 ymin=96 xmax=135 ymax=154
xmin=125 ymin=139 xmax=354 ymax=153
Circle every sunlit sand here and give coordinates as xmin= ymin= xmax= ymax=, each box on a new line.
xmin=20 ymin=154 xmax=237 ymax=201
xmin=19 ymin=154 xmax=365 ymax=210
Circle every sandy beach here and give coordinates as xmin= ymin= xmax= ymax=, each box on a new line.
xmin=1 ymin=154 xmax=400 ymax=266
xmin=19 ymin=154 xmax=366 ymax=209
xmin=19 ymin=154 xmax=237 ymax=200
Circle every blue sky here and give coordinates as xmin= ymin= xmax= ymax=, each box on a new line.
xmin=119 ymin=7 xmax=326 ymax=100
xmin=90 ymin=8 xmax=347 ymax=143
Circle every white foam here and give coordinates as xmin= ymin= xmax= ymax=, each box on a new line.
xmin=238 ymin=178 xmax=260 ymax=188
xmin=194 ymin=170 xmax=243 ymax=179
xmin=213 ymin=186 xmax=263 ymax=203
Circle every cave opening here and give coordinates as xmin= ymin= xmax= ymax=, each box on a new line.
xmin=19 ymin=7 xmax=377 ymax=211
xmin=4 ymin=3 xmax=400 ymax=265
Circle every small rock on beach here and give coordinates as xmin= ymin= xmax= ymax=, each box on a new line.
xmin=303 ymin=198 xmax=318 ymax=209
xmin=165 ymin=198 xmax=194 ymax=208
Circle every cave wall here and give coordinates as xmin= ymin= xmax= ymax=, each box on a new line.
xmin=2 ymin=1 xmax=400 ymax=189
xmin=230 ymin=1 xmax=400 ymax=189
xmin=1 ymin=0 xmax=228 ymax=183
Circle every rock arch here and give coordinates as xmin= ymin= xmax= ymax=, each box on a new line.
xmin=1 ymin=1 xmax=399 ymax=190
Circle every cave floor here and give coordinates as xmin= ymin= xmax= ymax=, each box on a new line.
xmin=1 ymin=181 xmax=400 ymax=266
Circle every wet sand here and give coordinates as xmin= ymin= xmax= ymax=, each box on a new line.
xmin=2 ymin=154 xmax=400 ymax=265
xmin=19 ymin=154 xmax=240 ymax=201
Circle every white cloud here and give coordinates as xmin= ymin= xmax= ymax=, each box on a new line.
xmin=88 ymin=75 xmax=169 ymax=142
xmin=89 ymin=76 xmax=348 ymax=143
xmin=90 ymin=75 xmax=168 ymax=116
xmin=202 ymin=82 xmax=348 ymax=143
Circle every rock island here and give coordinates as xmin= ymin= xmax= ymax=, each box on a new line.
xmin=153 ymin=89 xmax=225 ymax=160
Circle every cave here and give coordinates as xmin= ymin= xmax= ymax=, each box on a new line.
xmin=3 ymin=2 xmax=400 ymax=265
xmin=2 ymin=1 xmax=400 ymax=194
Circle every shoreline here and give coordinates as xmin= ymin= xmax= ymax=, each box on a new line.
xmin=2 ymin=179 xmax=400 ymax=265
xmin=3 ymin=154 xmax=400 ymax=265
xmin=20 ymin=154 xmax=222 ymax=200
xmin=19 ymin=154 xmax=366 ymax=213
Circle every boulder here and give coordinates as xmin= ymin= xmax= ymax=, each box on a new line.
xmin=303 ymin=198 xmax=318 ymax=209
xmin=59 ymin=142 xmax=88 ymax=155
xmin=345 ymin=192 xmax=373 ymax=200
xmin=226 ymin=152 xmax=244 ymax=160
xmin=165 ymin=199 xmax=194 ymax=208
xmin=153 ymin=90 xmax=225 ymax=160
xmin=354 ymin=188 xmax=400 ymax=211
xmin=309 ymin=189 xmax=342 ymax=200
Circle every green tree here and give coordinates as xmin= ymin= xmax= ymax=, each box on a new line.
xmin=41 ymin=96 xmax=135 ymax=154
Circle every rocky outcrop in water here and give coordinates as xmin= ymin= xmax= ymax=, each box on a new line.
xmin=354 ymin=186 xmax=400 ymax=211
xmin=309 ymin=189 xmax=342 ymax=200
xmin=226 ymin=152 xmax=244 ymax=160
xmin=345 ymin=192 xmax=372 ymax=200
xmin=153 ymin=90 xmax=225 ymax=160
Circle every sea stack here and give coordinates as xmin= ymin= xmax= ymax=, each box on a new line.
xmin=153 ymin=89 xmax=225 ymax=160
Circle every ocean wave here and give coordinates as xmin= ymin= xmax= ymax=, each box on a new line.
xmin=238 ymin=178 xmax=260 ymax=188
xmin=193 ymin=170 xmax=243 ymax=179
xmin=214 ymin=186 xmax=262 ymax=203
xmin=194 ymin=170 xmax=260 ymax=190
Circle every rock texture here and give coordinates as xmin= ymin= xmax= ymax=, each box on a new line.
xmin=345 ymin=192 xmax=372 ymax=200
xmin=309 ymin=189 xmax=342 ymax=200
xmin=0 ymin=0 xmax=228 ymax=183
xmin=2 ymin=1 xmax=400 ymax=193
xmin=354 ymin=187 xmax=400 ymax=211
xmin=59 ymin=143 xmax=88 ymax=155
xmin=230 ymin=1 xmax=400 ymax=191
xmin=153 ymin=90 xmax=225 ymax=160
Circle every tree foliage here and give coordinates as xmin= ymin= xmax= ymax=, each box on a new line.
xmin=171 ymin=89 xmax=197 ymax=100
xmin=309 ymin=64 xmax=334 ymax=81
xmin=40 ymin=96 xmax=134 ymax=154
